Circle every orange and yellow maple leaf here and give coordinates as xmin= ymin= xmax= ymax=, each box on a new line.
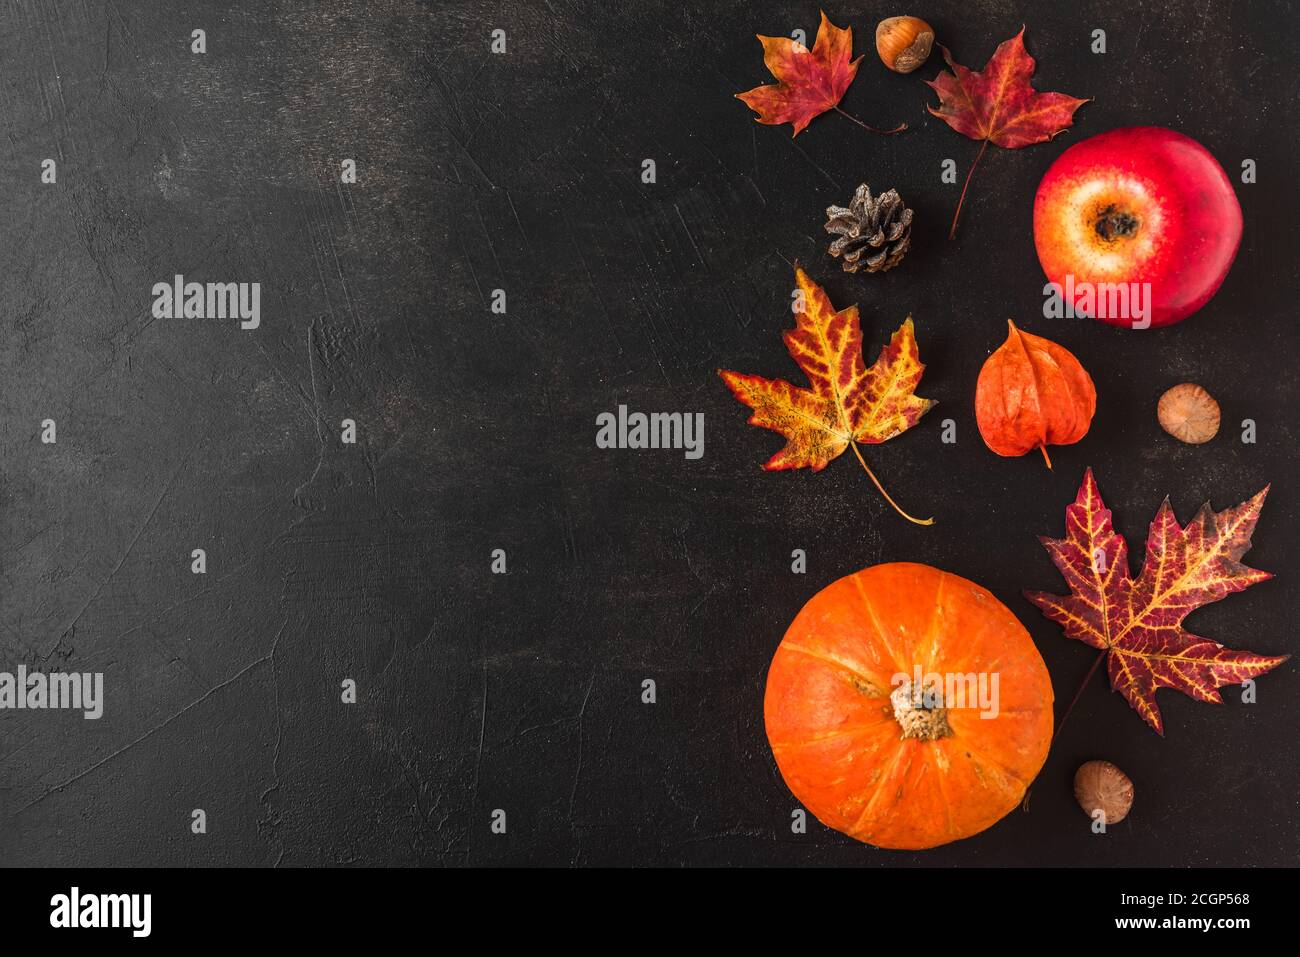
xmin=719 ymin=267 xmax=936 ymax=524
xmin=1026 ymin=468 xmax=1287 ymax=735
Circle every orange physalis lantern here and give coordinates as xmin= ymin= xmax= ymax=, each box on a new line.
xmin=975 ymin=320 xmax=1096 ymax=467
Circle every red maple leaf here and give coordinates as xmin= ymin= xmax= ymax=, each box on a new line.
xmin=736 ymin=12 xmax=904 ymax=137
xmin=1026 ymin=469 xmax=1287 ymax=735
xmin=925 ymin=27 xmax=1088 ymax=237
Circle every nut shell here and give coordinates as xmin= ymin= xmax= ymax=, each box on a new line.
xmin=875 ymin=16 xmax=934 ymax=73
xmin=1074 ymin=760 xmax=1134 ymax=825
xmin=1158 ymin=382 xmax=1220 ymax=444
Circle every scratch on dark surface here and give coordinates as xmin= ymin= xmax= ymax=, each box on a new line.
xmin=100 ymin=4 xmax=111 ymax=76
xmin=253 ymin=339 xmax=325 ymax=429
xmin=102 ymin=518 xmax=309 ymax=655
xmin=502 ymin=188 xmax=534 ymax=258
xmin=459 ymin=237 xmax=487 ymax=307
xmin=782 ymin=135 xmax=840 ymax=190
xmin=257 ymin=620 xmax=289 ymax=864
xmin=36 ymin=1 xmax=72 ymax=160
xmin=740 ymin=172 xmax=766 ymax=208
xmin=446 ymin=126 xmax=497 ymax=189
xmin=673 ymin=202 xmax=705 ymax=267
xmin=456 ymin=54 xmax=492 ymax=121
xmin=427 ymin=56 xmax=468 ymax=132
xmin=2 ymin=521 xmax=56 ymax=561
xmin=461 ymin=95 xmax=500 ymax=151
xmin=555 ymin=502 xmax=578 ymax=562
xmin=324 ymin=223 xmax=358 ymax=329
xmin=561 ymin=210 xmax=634 ymax=366
xmin=472 ymin=197 xmax=504 ymax=280
xmin=292 ymin=318 xmax=328 ymax=510
xmin=568 ymin=672 xmax=595 ymax=822
xmin=305 ymin=196 xmax=341 ymax=326
xmin=469 ymin=662 xmax=487 ymax=830
xmin=617 ymin=200 xmax=676 ymax=383
xmin=536 ymin=15 xmax=585 ymax=76
xmin=15 ymin=646 xmax=278 ymax=816
xmin=688 ymin=582 xmax=717 ymax=619
xmin=54 ymin=443 xmax=196 ymax=651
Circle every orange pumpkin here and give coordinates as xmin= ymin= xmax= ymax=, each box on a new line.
xmin=765 ymin=563 xmax=1053 ymax=849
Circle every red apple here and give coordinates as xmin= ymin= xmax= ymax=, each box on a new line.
xmin=1033 ymin=126 xmax=1242 ymax=329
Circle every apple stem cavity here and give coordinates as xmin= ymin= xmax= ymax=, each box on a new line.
xmin=949 ymin=139 xmax=989 ymax=240
xmin=1094 ymin=204 xmax=1140 ymax=242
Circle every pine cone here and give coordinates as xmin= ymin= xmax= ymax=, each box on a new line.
xmin=824 ymin=184 xmax=913 ymax=273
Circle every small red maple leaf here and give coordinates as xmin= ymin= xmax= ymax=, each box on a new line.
xmin=925 ymin=27 xmax=1088 ymax=237
xmin=736 ymin=12 xmax=904 ymax=137
xmin=1026 ymin=468 xmax=1287 ymax=735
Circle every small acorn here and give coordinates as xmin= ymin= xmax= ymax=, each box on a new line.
xmin=876 ymin=16 xmax=935 ymax=73
xmin=1158 ymin=383 xmax=1220 ymax=444
xmin=1074 ymin=760 xmax=1134 ymax=825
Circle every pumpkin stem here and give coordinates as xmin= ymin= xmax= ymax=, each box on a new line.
xmin=1021 ymin=649 xmax=1107 ymax=812
xmin=891 ymin=679 xmax=953 ymax=741
xmin=948 ymin=138 xmax=989 ymax=240
xmin=1039 ymin=444 xmax=1053 ymax=469
xmin=850 ymin=442 xmax=934 ymax=526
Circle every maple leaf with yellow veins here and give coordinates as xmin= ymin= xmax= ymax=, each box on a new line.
xmin=719 ymin=267 xmax=936 ymax=525
xmin=1027 ymin=468 xmax=1288 ymax=735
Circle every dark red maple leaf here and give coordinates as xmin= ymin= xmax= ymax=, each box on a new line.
xmin=1026 ymin=469 xmax=1287 ymax=735
xmin=926 ymin=27 xmax=1088 ymax=237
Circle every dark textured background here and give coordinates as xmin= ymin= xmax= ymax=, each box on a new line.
xmin=1 ymin=0 xmax=1296 ymax=867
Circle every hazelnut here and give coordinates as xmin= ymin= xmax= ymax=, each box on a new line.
xmin=1074 ymin=760 xmax=1134 ymax=825
xmin=1158 ymin=382 xmax=1220 ymax=444
xmin=876 ymin=16 xmax=935 ymax=74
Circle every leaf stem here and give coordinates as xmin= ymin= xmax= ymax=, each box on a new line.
xmin=1021 ymin=648 xmax=1107 ymax=812
xmin=833 ymin=105 xmax=907 ymax=136
xmin=849 ymin=441 xmax=933 ymax=525
xmin=1039 ymin=443 xmax=1052 ymax=469
xmin=949 ymin=138 xmax=989 ymax=240
xmin=1052 ymin=648 xmax=1108 ymax=746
